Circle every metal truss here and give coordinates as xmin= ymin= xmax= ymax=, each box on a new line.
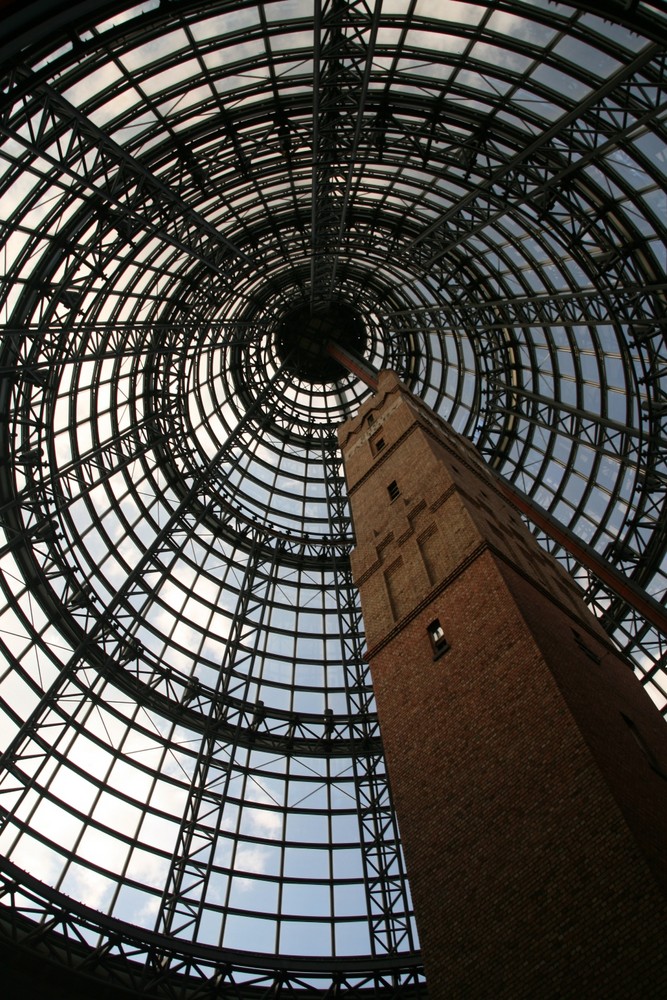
xmin=311 ymin=0 xmax=383 ymax=310
xmin=398 ymin=43 xmax=667 ymax=275
xmin=529 ymin=522 xmax=667 ymax=710
xmin=384 ymin=282 xmax=667 ymax=694
xmin=0 ymin=858 xmax=424 ymax=999
xmin=384 ymin=286 xmax=667 ymax=588
xmin=322 ymin=435 xmax=417 ymax=959
xmin=2 ymin=354 xmax=379 ymax=754
xmin=155 ymin=538 xmax=275 ymax=941
xmin=0 ymin=68 xmax=252 ymax=283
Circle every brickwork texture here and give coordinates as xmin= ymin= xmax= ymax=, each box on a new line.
xmin=338 ymin=370 xmax=667 ymax=999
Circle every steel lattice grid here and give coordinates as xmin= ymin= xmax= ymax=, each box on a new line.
xmin=0 ymin=0 xmax=666 ymax=994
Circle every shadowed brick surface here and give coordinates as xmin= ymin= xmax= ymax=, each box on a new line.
xmin=339 ymin=370 xmax=667 ymax=998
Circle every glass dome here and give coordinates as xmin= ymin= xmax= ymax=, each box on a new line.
xmin=0 ymin=0 xmax=665 ymax=994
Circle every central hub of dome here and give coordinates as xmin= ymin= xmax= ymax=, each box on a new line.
xmin=275 ymin=303 xmax=367 ymax=383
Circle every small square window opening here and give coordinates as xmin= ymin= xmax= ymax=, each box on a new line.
xmin=427 ymin=618 xmax=449 ymax=657
xmin=387 ymin=480 xmax=400 ymax=501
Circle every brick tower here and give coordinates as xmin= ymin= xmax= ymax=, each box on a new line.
xmin=338 ymin=370 xmax=667 ymax=999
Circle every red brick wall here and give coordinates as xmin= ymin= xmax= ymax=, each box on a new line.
xmin=339 ymin=371 xmax=667 ymax=998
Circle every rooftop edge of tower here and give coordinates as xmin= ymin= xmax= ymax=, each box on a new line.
xmin=337 ymin=368 xmax=488 ymax=494
xmin=337 ymin=369 xmax=404 ymax=446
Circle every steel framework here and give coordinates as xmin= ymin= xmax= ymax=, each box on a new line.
xmin=0 ymin=0 xmax=665 ymax=995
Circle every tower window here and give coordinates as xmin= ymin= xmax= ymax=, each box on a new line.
xmin=572 ymin=629 xmax=601 ymax=664
xmin=372 ymin=433 xmax=385 ymax=455
xmin=387 ymin=480 xmax=400 ymax=502
xmin=427 ymin=618 xmax=449 ymax=658
xmin=621 ymin=714 xmax=667 ymax=780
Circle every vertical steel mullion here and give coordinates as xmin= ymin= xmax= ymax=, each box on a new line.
xmin=322 ymin=433 xmax=417 ymax=957
xmin=311 ymin=0 xmax=382 ymax=311
xmin=155 ymin=515 xmax=289 ymax=940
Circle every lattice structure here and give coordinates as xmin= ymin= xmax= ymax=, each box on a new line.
xmin=0 ymin=1 xmax=665 ymax=996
